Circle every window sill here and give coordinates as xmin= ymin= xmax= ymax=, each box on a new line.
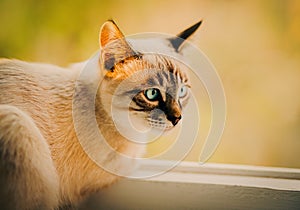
xmin=80 ymin=160 xmax=300 ymax=210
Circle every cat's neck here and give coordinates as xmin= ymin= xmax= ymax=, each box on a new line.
xmin=70 ymin=53 xmax=145 ymax=171
xmin=50 ymin=55 xmax=144 ymax=203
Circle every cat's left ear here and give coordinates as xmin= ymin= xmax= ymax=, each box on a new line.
xmin=169 ymin=20 xmax=202 ymax=52
xmin=99 ymin=20 xmax=136 ymax=71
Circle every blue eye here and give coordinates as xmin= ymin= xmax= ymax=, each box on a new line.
xmin=144 ymin=88 xmax=160 ymax=101
xmin=179 ymin=86 xmax=188 ymax=98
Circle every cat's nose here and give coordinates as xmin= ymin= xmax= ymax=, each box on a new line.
xmin=167 ymin=115 xmax=182 ymax=126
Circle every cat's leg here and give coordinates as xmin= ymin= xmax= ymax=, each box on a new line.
xmin=0 ymin=105 xmax=59 ymax=210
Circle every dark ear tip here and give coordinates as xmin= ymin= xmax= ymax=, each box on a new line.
xmin=180 ymin=20 xmax=203 ymax=35
xmin=104 ymin=19 xmax=119 ymax=28
xmin=170 ymin=19 xmax=203 ymax=52
xmin=107 ymin=19 xmax=117 ymax=25
xmin=195 ymin=20 xmax=203 ymax=29
xmin=187 ymin=19 xmax=203 ymax=35
xmin=198 ymin=19 xmax=203 ymax=25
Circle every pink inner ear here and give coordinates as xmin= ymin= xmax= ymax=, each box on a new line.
xmin=99 ymin=21 xmax=137 ymax=71
xmin=100 ymin=21 xmax=125 ymax=48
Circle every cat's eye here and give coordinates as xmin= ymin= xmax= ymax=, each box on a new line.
xmin=179 ymin=86 xmax=188 ymax=98
xmin=144 ymin=88 xmax=160 ymax=101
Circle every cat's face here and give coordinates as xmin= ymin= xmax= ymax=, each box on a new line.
xmin=98 ymin=20 xmax=201 ymax=133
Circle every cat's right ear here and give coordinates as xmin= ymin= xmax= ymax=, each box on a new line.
xmin=99 ymin=20 xmax=136 ymax=71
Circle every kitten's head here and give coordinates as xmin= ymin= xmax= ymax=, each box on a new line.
xmin=98 ymin=20 xmax=201 ymax=133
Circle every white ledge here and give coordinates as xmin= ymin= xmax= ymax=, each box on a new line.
xmin=133 ymin=160 xmax=300 ymax=191
xmin=80 ymin=160 xmax=300 ymax=210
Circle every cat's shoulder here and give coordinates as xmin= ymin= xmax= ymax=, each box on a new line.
xmin=0 ymin=58 xmax=27 ymax=70
xmin=0 ymin=58 xmax=77 ymax=77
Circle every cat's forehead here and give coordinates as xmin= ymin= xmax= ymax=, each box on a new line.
xmin=127 ymin=38 xmax=177 ymax=56
xmin=104 ymin=37 xmax=190 ymax=86
xmin=127 ymin=37 xmax=189 ymax=76
xmin=144 ymin=53 xmax=189 ymax=81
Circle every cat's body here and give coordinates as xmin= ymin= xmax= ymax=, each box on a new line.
xmin=0 ymin=20 xmax=201 ymax=209
xmin=0 ymin=59 xmax=118 ymax=207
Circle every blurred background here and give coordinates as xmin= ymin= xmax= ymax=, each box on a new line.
xmin=0 ymin=0 xmax=299 ymax=168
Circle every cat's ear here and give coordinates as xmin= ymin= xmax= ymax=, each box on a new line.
xmin=99 ymin=20 xmax=136 ymax=70
xmin=169 ymin=20 xmax=202 ymax=52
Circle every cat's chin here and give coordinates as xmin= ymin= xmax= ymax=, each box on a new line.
xmin=150 ymin=123 xmax=178 ymax=132
xmin=149 ymin=119 xmax=182 ymax=131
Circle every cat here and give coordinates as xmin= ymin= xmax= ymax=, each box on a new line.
xmin=0 ymin=19 xmax=201 ymax=209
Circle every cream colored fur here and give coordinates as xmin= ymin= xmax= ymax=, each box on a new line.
xmin=0 ymin=58 xmax=129 ymax=209
xmin=0 ymin=21 xmax=145 ymax=209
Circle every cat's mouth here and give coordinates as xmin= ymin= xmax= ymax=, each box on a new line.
xmin=147 ymin=118 xmax=175 ymax=131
